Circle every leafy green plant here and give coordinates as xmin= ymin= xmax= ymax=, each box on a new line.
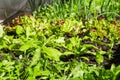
xmin=0 ymin=2 xmax=120 ymax=79
xmin=32 ymin=0 xmax=120 ymax=20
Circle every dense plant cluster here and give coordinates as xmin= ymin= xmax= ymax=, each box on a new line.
xmin=0 ymin=14 xmax=120 ymax=79
xmin=32 ymin=0 xmax=120 ymax=20
xmin=0 ymin=0 xmax=120 ymax=80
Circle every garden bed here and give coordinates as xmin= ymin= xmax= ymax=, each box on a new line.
xmin=0 ymin=0 xmax=120 ymax=80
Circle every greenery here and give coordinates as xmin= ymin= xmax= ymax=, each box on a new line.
xmin=31 ymin=0 xmax=120 ymax=20
xmin=0 ymin=0 xmax=120 ymax=80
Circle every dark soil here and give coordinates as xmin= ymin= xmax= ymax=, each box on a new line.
xmin=60 ymin=37 xmax=120 ymax=69
xmin=110 ymin=44 xmax=120 ymax=66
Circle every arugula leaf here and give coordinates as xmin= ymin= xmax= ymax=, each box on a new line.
xmin=42 ymin=47 xmax=62 ymax=61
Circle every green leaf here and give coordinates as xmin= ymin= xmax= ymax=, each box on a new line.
xmin=26 ymin=27 xmax=31 ymax=38
xmin=99 ymin=50 xmax=106 ymax=55
xmin=19 ymin=41 xmax=33 ymax=52
xmin=19 ymin=44 xmax=31 ymax=52
xmin=54 ymin=37 xmax=65 ymax=43
xmin=30 ymin=49 xmax=41 ymax=66
xmin=63 ymin=52 xmax=74 ymax=55
xmin=42 ymin=47 xmax=62 ymax=61
xmin=68 ymin=64 xmax=84 ymax=79
xmin=16 ymin=25 xmax=24 ymax=35
xmin=96 ymin=54 xmax=104 ymax=64
xmin=69 ymin=77 xmax=82 ymax=80
xmin=81 ymin=44 xmax=97 ymax=51
xmin=80 ymin=57 xmax=89 ymax=61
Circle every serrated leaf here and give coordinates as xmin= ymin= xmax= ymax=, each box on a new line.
xmin=42 ymin=47 xmax=62 ymax=61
